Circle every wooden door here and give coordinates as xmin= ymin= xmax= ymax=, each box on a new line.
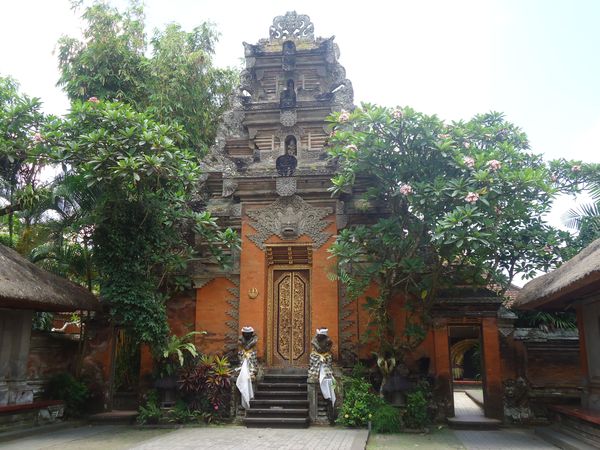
xmin=272 ymin=270 xmax=310 ymax=366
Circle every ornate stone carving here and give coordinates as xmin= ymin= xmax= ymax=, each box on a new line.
xmin=276 ymin=177 xmax=297 ymax=197
xmin=269 ymin=11 xmax=315 ymax=41
xmin=280 ymin=109 xmax=297 ymax=127
xmin=224 ymin=277 xmax=241 ymax=356
xmin=222 ymin=178 xmax=238 ymax=197
xmin=246 ymin=195 xmax=333 ymax=249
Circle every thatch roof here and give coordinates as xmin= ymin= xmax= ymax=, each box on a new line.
xmin=515 ymin=237 xmax=600 ymax=310
xmin=0 ymin=244 xmax=100 ymax=312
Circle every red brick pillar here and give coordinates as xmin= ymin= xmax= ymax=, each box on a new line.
xmin=481 ymin=317 xmax=503 ymax=419
xmin=432 ymin=319 xmax=452 ymax=417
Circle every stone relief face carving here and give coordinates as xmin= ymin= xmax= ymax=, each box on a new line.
xmin=246 ymin=195 xmax=333 ymax=249
xmin=269 ymin=11 xmax=315 ymax=41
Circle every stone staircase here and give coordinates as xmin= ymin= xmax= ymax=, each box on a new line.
xmin=245 ymin=369 xmax=309 ymax=428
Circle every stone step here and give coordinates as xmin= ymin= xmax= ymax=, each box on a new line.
xmin=447 ymin=415 xmax=502 ymax=430
xmin=245 ymin=417 xmax=309 ymax=428
xmin=256 ymin=382 xmax=307 ymax=391
xmin=88 ymin=410 xmax=138 ymax=425
xmin=535 ymin=426 xmax=599 ymax=450
xmin=254 ymin=391 xmax=308 ymax=399
xmin=250 ymin=399 xmax=309 ymax=408
xmin=262 ymin=374 xmax=307 ymax=384
xmin=246 ymin=407 xmax=309 ymax=418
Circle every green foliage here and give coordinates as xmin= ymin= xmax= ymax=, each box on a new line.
xmin=404 ymin=388 xmax=429 ymax=429
xmin=56 ymin=1 xmax=236 ymax=151
xmin=167 ymin=400 xmax=196 ymax=424
xmin=32 ymin=312 xmax=54 ymax=331
xmin=372 ymin=403 xmax=402 ymax=433
xmin=159 ymin=331 xmax=205 ymax=377
xmin=0 ymin=75 xmax=48 ymax=244
xmin=44 ymin=373 xmax=89 ymax=417
xmin=177 ymin=354 xmax=232 ymax=420
xmin=137 ymin=390 xmax=162 ymax=424
xmin=515 ymin=311 xmax=577 ymax=331
xmin=43 ymin=99 xmax=239 ymax=350
xmin=337 ymin=376 xmax=383 ymax=428
xmin=327 ymin=105 xmax=598 ymax=356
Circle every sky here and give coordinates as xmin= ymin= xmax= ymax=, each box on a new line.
xmin=1 ymin=0 xmax=599 ymax=230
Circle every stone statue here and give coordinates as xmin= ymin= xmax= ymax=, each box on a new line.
xmin=282 ymin=40 xmax=296 ymax=71
xmin=279 ymin=79 xmax=297 ymax=109
xmin=308 ymin=328 xmax=336 ymax=407
xmin=276 ymin=136 xmax=298 ymax=176
xmin=308 ymin=328 xmax=333 ymax=381
xmin=238 ymin=326 xmax=258 ymax=380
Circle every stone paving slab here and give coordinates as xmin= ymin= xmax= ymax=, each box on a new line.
xmin=453 ymin=428 xmax=559 ymax=449
xmin=0 ymin=425 xmax=171 ymax=450
xmin=129 ymin=426 xmax=369 ymax=450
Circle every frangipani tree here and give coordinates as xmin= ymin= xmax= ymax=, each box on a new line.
xmin=327 ymin=105 xmax=596 ymax=355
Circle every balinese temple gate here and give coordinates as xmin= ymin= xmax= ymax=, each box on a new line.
xmin=150 ymin=12 xmax=506 ymax=426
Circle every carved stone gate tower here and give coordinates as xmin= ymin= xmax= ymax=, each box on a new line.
xmin=191 ymin=12 xmax=354 ymax=368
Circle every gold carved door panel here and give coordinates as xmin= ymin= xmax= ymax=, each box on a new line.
xmin=272 ymin=270 xmax=309 ymax=366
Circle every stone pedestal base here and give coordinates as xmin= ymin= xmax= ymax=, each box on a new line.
xmin=307 ymin=381 xmax=318 ymax=422
xmin=0 ymin=381 xmax=33 ymax=406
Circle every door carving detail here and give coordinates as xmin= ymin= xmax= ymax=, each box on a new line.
xmin=273 ymin=270 xmax=309 ymax=365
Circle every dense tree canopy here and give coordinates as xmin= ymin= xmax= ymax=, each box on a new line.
xmin=57 ymin=1 xmax=236 ymax=151
xmin=327 ymin=105 xmax=598 ymax=354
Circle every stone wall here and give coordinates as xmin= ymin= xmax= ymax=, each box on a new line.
xmin=500 ymin=327 xmax=581 ymax=423
xmin=26 ymin=331 xmax=79 ymax=397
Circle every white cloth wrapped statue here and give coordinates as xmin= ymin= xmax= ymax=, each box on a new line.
xmin=308 ymin=328 xmax=336 ymax=406
xmin=236 ymin=326 xmax=257 ymax=409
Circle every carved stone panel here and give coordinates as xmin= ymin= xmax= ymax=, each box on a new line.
xmin=246 ymin=195 xmax=333 ymax=249
xmin=276 ymin=177 xmax=297 ymax=197
xmin=269 ymin=11 xmax=314 ymax=41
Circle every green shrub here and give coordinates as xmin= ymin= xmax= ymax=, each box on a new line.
xmin=337 ymin=376 xmax=383 ymax=428
xmin=45 ymin=373 xmax=88 ymax=417
xmin=137 ymin=390 xmax=162 ymax=424
xmin=372 ymin=403 xmax=402 ymax=433
xmin=167 ymin=400 xmax=195 ymax=424
xmin=404 ymin=389 xmax=429 ymax=429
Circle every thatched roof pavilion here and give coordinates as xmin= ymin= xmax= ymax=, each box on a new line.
xmin=0 ymin=244 xmax=100 ymax=312
xmin=515 ymin=237 xmax=600 ymax=310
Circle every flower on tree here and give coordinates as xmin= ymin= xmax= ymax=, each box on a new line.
xmin=550 ymin=175 xmax=558 ymax=182
xmin=399 ymin=184 xmax=413 ymax=196
xmin=463 ymin=156 xmax=475 ymax=168
xmin=33 ymin=132 xmax=44 ymax=143
xmin=345 ymin=144 xmax=358 ymax=152
xmin=392 ymin=108 xmax=403 ymax=119
xmin=338 ymin=110 xmax=350 ymax=123
xmin=88 ymin=96 xmax=99 ymax=103
xmin=488 ymin=159 xmax=502 ymax=171
xmin=463 ymin=141 xmax=471 ymax=149
xmin=465 ymin=192 xmax=479 ymax=204
xmin=571 ymin=165 xmax=581 ymax=172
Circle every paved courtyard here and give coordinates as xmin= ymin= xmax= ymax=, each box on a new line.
xmin=0 ymin=424 xmax=560 ymax=450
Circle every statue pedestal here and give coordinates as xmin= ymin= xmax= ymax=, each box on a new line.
xmin=307 ymin=381 xmax=319 ymax=423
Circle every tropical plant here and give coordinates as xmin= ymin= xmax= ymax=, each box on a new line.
xmin=177 ymin=354 xmax=232 ymax=420
xmin=137 ymin=390 xmax=162 ymax=424
xmin=159 ymin=331 xmax=205 ymax=377
xmin=372 ymin=403 xmax=402 ymax=433
xmin=44 ymin=373 xmax=89 ymax=417
xmin=0 ymin=75 xmax=48 ymax=245
xmin=327 ymin=105 xmax=598 ymax=358
xmin=336 ymin=376 xmax=383 ymax=428
xmin=42 ymin=99 xmax=239 ymax=350
xmin=56 ymin=1 xmax=236 ymax=151
xmin=404 ymin=388 xmax=429 ymax=430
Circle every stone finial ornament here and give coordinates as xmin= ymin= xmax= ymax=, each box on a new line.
xmin=269 ymin=11 xmax=315 ymax=41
